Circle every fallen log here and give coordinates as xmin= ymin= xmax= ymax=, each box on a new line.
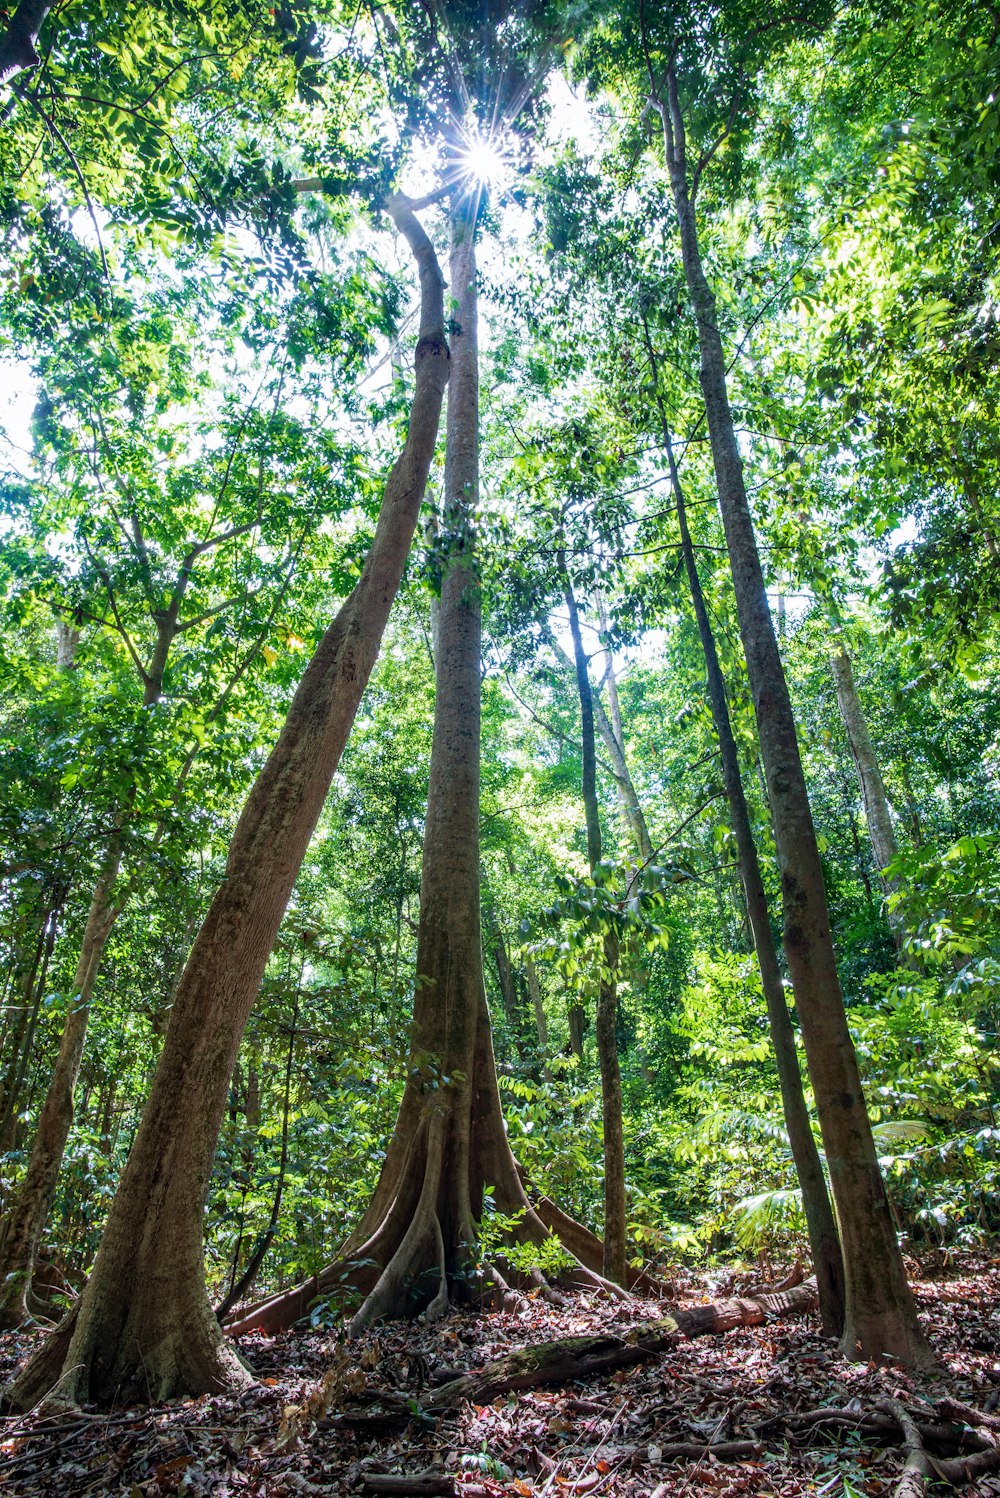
xmin=425 ymin=1279 xmax=818 ymax=1409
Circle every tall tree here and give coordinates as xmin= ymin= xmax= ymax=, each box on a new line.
xmin=639 ymin=12 xmax=931 ymax=1364
xmin=227 ymin=194 xmax=631 ymax=1347
xmin=7 ymin=196 xmax=450 ymax=1408
xmin=560 ymin=559 xmax=627 ymax=1286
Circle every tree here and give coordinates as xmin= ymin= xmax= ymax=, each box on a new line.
xmin=560 ymin=557 xmax=627 ymax=1286
xmin=6 ymin=195 xmax=449 ymax=1408
xmin=0 ymin=243 xmax=369 ymax=1324
xmin=637 ymin=9 xmax=931 ymax=1364
xmin=228 ymin=188 xmax=632 ymax=1345
xmin=830 ymin=644 xmax=905 ymax=951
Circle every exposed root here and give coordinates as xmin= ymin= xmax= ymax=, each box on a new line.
xmin=880 ymin=1397 xmax=931 ymax=1498
xmin=529 ymin=1266 xmax=569 ymax=1307
xmin=226 ymin=1149 xmax=641 ymax=1339
xmin=426 ymin=1215 xmax=449 ymax=1323
xmin=480 ymin=1261 xmax=527 ymax=1313
xmin=348 ymin=1109 xmax=447 ymax=1340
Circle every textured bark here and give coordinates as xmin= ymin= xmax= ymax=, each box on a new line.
xmin=831 ymin=647 xmax=905 ymax=949
xmin=5 ymin=198 xmax=449 ymax=1410
xmin=0 ymin=0 xmax=50 ymax=88
xmin=639 ymin=314 xmax=845 ymax=1338
xmin=653 ymin=62 xmax=931 ymax=1367
xmin=561 ymin=568 xmax=627 ymax=1287
xmin=226 ymin=210 xmax=623 ymax=1345
xmin=0 ymin=838 xmax=122 ymax=1329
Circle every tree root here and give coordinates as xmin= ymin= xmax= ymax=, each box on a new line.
xmin=877 ymin=1396 xmax=1000 ymax=1492
xmin=759 ymin=1405 xmax=992 ymax=1454
xmin=653 ymin=1439 xmax=762 ymax=1461
xmin=224 ymin=1166 xmax=638 ymax=1339
xmin=349 ymin=1110 xmax=448 ymax=1339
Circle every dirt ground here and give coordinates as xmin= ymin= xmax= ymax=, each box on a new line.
xmin=1 ymin=1255 xmax=998 ymax=1496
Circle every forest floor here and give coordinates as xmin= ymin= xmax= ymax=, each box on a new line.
xmin=0 ymin=1253 xmax=997 ymax=1497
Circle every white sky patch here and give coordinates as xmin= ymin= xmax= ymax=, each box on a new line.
xmin=544 ymin=72 xmax=603 ymax=154
xmin=0 ymin=359 xmax=37 ymax=475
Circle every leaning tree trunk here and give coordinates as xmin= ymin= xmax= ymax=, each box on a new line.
xmin=0 ymin=838 xmax=122 ymax=1328
xmin=830 ymin=646 xmax=905 ymax=951
xmin=654 ymin=62 xmax=931 ymax=1367
xmin=5 ymin=197 xmax=451 ymax=1411
xmin=637 ymin=310 xmax=845 ymax=1336
xmin=560 ymin=563 xmax=627 ymax=1287
xmin=224 ymin=207 xmax=630 ymax=1346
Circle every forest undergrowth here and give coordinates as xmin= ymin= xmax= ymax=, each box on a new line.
xmin=0 ymin=1252 xmax=997 ymax=1497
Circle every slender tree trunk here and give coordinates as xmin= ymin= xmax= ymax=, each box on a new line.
xmin=6 ymin=198 xmax=451 ymax=1410
xmin=489 ymin=912 xmax=523 ymax=1043
xmin=560 ymin=562 xmax=627 ymax=1287
xmin=830 ymin=647 xmax=905 ymax=950
xmin=0 ymin=899 xmax=60 ymax=1153
xmin=0 ymin=839 xmax=122 ymax=1327
xmin=652 ymin=62 xmax=930 ymax=1366
xmin=641 ymin=322 xmax=844 ymax=1330
xmin=593 ymin=602 xmax=654 ymax=863
xmin=0 ymin=617 xmax=177 ymax=1318
xmin=0 ymin=0 xmax=49 ymax=88
xmin=592 ymin=693 xmax=654 ymax=863
xmin=0 ymin=899 xmax=54 ymax=1143
xmin=524 ymin=952 xmax=548 ymax=1052
xmin=215 ymin=986 xmax=298 ymax=1320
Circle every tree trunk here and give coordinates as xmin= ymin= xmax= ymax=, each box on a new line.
xmin=0 ymin=838 xmax=122 ymax=1328
xmin=5 ymin=197 xmax=450 ymax=1411
xmin=224 ymin=207 xmax=627 ymax=1347
xmin=0 ymin=897 xmax=61 ymax=1154
xmin=653 ymin=63 xmax=931 ymax=1367
xmin=638 ymin=313 xmax=845 ymax=1337
xmin=524 ymin=952 xmax=548 ymax=1052
xmin=560 ymin=564 xmax=627 ymax=1287
xmin=0 ymin=0 xmax=50 ymax=89
xmin=830 ymin=646 xmax=905 ymax=950
xmin=0 ymin=897 xmax=56 ymax=1145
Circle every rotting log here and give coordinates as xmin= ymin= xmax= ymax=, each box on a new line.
xmin=425 ymin=1279 xmax=818 ymax=1409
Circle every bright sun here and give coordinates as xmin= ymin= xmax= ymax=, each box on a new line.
xmin=460 ymin=132 xmax=509 ymax=190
